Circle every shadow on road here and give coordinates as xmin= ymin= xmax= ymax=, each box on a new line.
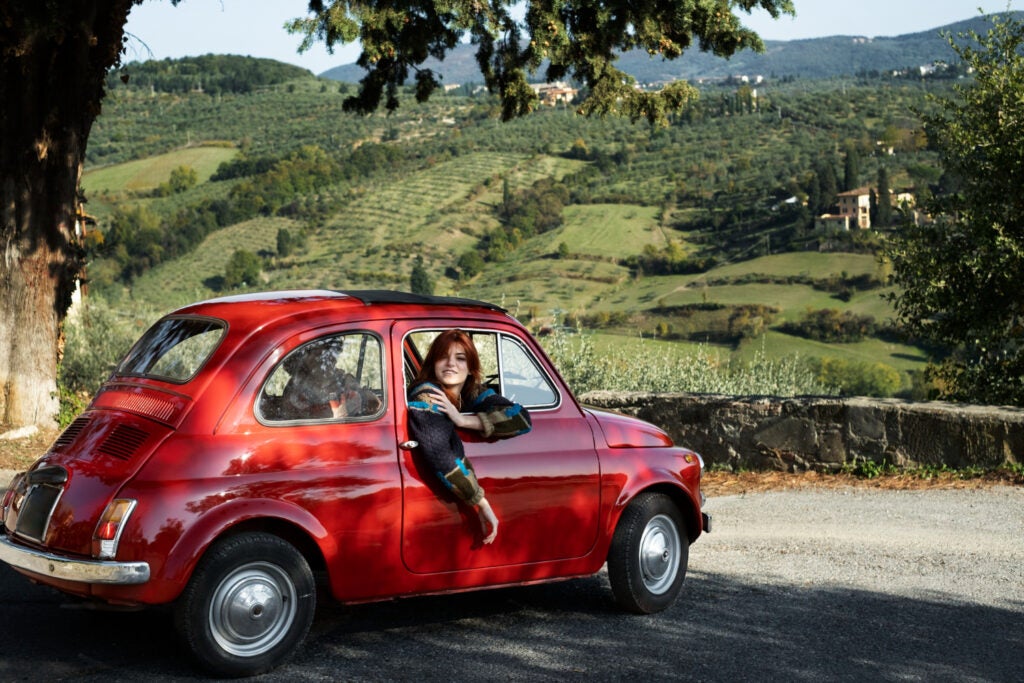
xmin=1 ymin=563 xmax=1020 ymax=681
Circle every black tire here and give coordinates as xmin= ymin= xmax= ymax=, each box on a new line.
xmin=173 ymin=532 xmax=316 ymax=677
xmin=607 ymin=492 xmax=689 ymax=614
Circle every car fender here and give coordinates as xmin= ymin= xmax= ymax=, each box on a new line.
xmin=605 ymin=455 xmax=704 ymax=543
xmin=153 ymin=496 xmax=336 ymax=602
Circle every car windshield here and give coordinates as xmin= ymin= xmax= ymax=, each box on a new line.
xmin=116 ymin=316 xmax=225 ymax=382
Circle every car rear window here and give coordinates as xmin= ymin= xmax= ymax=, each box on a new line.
xmin=116 ymin=317 xmax=225 ymax=382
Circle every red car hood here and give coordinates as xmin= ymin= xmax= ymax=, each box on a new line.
xmin=584 ymin=406 xmax=674 ymax=448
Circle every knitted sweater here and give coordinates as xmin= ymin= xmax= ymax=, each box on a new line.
xmin=407 ymin=381 xmax=532 ymax=505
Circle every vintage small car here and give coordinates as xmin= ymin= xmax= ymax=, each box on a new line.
xmin=0 ymin=290 xmax=709 ymax=676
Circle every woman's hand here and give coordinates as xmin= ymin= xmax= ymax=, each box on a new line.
xmin=424 ymin=388 xmax=482 ymax=430
xmin=477 ymin=497 xmax=499 ymax=544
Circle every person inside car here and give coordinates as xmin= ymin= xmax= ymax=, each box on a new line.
xmin=407 ymin=329 xmax=532 ymax=544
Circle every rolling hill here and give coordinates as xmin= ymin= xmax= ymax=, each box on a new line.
xmin=319 ymin=13 xmax=1011 ymax=84
xmin=80 ymin=45 xmax=957 ymax=397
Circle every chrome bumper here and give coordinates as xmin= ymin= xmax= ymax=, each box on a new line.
xmin=0 ymin=534 xmax=150 ymax=585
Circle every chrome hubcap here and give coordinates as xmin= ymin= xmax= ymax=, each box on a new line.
xmin=638 ymin=514 xmax=681 ymax=595
xmin=210 ymin=562 xmax=296 ymax=657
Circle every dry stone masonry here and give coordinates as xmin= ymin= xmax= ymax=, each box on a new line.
xmin=580 ymin=392 xmax=1024 ymax=471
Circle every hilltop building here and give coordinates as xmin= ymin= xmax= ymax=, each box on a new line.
xmin=837 ymin=186 xmax=872 ymax=228
xmin=530 ymin=81 xmax=578 ymax=106
xmin=815 ymin=187 xmax=917 ymax=232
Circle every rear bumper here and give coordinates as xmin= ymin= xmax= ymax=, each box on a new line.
xmin=0 ymin=534 xmax=149 ymax=585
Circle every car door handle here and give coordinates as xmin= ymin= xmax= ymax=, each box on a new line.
xmin=399 ymin=440 xmax=419 ymax=450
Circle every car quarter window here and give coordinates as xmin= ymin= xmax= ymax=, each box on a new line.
xmin=117 ymin=316 xmax=225 ymax=382
xmin=258 ymin=332 xmax=384 ymax=423
xmin=405 ymin=329 xmax=558 ymax=409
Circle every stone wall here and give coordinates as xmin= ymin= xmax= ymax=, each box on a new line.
xmin=580 ymin=392 xmax=1024 ymax=471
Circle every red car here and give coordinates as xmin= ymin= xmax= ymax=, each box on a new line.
xmin=0 ymin=290 xmax=710 ymax=676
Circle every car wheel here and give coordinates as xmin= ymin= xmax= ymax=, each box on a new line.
xmin=173 ymin=532 xmax=316 ymax=677
xmin=607 ymin=492 xmax=688 ymax=614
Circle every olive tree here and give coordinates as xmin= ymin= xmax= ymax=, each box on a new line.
xmin=1 ymin=0 xmax=792 ymax=428
xmin=887 ymin=13 xmax=1024 ymax=404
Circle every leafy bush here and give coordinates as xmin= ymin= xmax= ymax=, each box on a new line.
xmin=541 ymin=328 xmax=834 ymax=397
xmin=810 ymin=357 xmax=902 ymax=397
xmin=59 ymin=298 xmax=159 ymax=396
xmin=780 ymin=308 xmax=877 ymax=343
xmin=224 ymin=249 xmax=262 ymax=289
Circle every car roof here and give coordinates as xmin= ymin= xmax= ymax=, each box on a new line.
xmin=181 ymin=289 xmax=502 ymax=311
xmin=169 ymin=290 xmax=509 ymax=333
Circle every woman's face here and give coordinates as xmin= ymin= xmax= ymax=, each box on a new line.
xmin=434 ymin=342 xmax=470 ymax=392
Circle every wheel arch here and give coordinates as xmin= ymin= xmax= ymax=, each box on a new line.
xmin=615 ymin=481 xmax=702 ymax=544
xmin=157 ymin=500 xmax=337 ymax=602
xmin=215 ymin=517 xmax=328 ymax=574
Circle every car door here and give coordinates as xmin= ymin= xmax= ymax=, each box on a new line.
xmin=220 ymin=324 xmax=406 ymax=601
xmin=393 ymin=319 xmax=601 ymax=575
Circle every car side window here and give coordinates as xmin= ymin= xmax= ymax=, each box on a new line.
xmin=499 ymin=335 xmax=558 ymax=407
xmin=258 ymin=332 xmax=384 ymax=423
xmin=405 ymin=329 xmax=558 ymax=409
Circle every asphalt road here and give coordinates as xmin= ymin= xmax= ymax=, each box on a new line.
xmin=1 ymin=486 xmax=1021 ymax=682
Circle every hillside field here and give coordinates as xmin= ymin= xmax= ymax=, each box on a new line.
xmin=79 ymin=68 xmax=942 ymax=397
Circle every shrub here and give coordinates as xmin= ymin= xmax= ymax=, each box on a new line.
xmin=780 ymin=308 xmax=877 ymax=343
xmin=541 ymin=327 xmax=834 ymax=397
xmin=59 ymin=298 xmax=159 ymax=397
xmin=224 ymin=249 xmax=262 ymax=289
xmin=811 ymin=357 xmax=902 ymax=397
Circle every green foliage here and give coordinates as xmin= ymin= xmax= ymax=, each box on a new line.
xmin=627 ymin=240 xmax=715 ymax=276
xmin=224 ymin=249 xmax=262 ymax=289
xmin=810 ymin=357 xmax=902 ymax=397
xmin=59 ymin=298 xmax=158 ymax=396
xmin=542 ymin=328 xmax=832 ymax=397
xmin=93 ymin=145 xmax=343 ymax=284
xmin=109 ymin=55 xmax=311 ymax=95
xmin=155 ymin=165 xmax=198 ymax=197
xmin=842 ymin=143 xmax=861 ymax=192
xmin=288 ymin=0 xmax=794 ymax=123
xmin=410 ymin=256 xmax=433 ymax=295
xmin=276 ymin=228 xmax=294 ymax=257
xmin=456 ymin=250 xmax=485 ymax=280
xmin=780 ymin=308 xmax=878 ymax=343
xmin=841 ymin=459 xmax=897 ymax=479
xmin=875 ymin=166 xmax=892 ymax=227
xmin=493 ymin=177 xmax=568 ymax=246
xmin=887 ymin=13 xmax=1024 ymax=405
xmin=80 ymin=58 xmax=954 ymax=401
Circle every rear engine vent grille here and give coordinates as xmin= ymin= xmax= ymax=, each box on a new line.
xmin=53 ymin=417 xmax=90 ymax=450
xmin=97 ymin=425 xmax=149 ymax=461
xmin=109 ymin=393 xmax=175 ymax=422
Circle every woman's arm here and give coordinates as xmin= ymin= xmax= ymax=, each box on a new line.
xmin=417 ymin=386 xmax=486 ymax=431
xmin=471 ymin=389 xmax=532 ymax=439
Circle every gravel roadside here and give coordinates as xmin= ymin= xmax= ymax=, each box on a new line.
xmin=697 ymin=485 xmax=1024 ymax=609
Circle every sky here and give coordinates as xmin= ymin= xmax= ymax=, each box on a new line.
xmin=124 ymin=0 xmax=1017 ymax=76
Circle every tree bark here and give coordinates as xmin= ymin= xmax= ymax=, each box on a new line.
xmin=0 ymin=1 xmax=139 ymax=428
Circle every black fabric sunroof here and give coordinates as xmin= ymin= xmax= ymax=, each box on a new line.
xmin=337 ymin=290 xmax=506 ymax=312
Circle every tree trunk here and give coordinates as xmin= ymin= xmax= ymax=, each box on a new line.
xmin=0 ymin=1 xmax=138 ymax=429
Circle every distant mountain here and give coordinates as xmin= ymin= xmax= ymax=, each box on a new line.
xmin=319 ymin=13 xmax=1017 ymax=84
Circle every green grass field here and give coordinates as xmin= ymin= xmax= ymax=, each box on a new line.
xmin=98 ymin=142 xmax=925 ymax=397
xmin=83 ymin=144 xmax=237 ymax=194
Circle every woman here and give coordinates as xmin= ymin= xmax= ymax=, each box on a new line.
xmin=407 ymin=329 xmax=532 ymax=544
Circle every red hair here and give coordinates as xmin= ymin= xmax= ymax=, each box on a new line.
xmin=415 ymin=329 xmax=482 ymax=405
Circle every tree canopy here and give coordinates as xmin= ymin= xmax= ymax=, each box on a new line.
xmin=887 ymin=13 xmax=1024 ymax=404
xmin=0 ymin=0 xmax=794 ymax=428
xmin=289 ymin=0 xmax=795 ymax=123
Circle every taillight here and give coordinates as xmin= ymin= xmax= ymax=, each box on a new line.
xmin=1 ymin=473 xmax=24 ymax=522
xmin=93 ymin=499 xmax=137 ymax=559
